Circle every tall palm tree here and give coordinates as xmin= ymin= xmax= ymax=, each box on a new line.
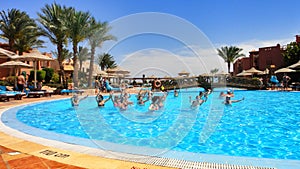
xmin=78 ymin=46 xmax=90 ymax=72
xmin=38 ymin=3 xmax=68 ymax=86
xmin=87 ymin=20 xmax=115 ymax=87
xmin=0 ymin=8 xmax=43 ymax=54
xmin=97 ymin=53 xmax=117 ymax=71
xmin=52 ymin=48 xmax=72 ymax=83
xmin=65 ymin=8 xmax=92 ymax=87
xmin=217 ymin=46 xmax=245 ymax=73
xmin=14 ymin=31 xmax=44 ymax=55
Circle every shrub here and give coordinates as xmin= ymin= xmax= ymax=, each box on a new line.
xmin=29 ymin=70 xmax=46 ymax=82
xmin=51 ymin=73 xmax=60 ymax=83
xmin=43 ymin=68 xmax=54 ymax=83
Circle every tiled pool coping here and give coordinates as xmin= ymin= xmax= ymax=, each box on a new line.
xmin=1 ymin=99 xmax=300 ymax=169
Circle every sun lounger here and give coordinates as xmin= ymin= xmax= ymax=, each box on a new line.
xmin=0 ymin=86 xmax=26 ymax=101
xmin=60 ymin=89 xmax=84 ymax=95
xmin=0 ymin=91 xmax=26 ymax=101
xmin=26 ymin=91 xmax=45 ymax=98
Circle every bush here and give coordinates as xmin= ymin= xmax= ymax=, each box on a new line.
xmin=4 ymin=76 xmax=16 ymax=86
xmin=51 ymin=73 xmax=60 ymax=83
xmin=43 ymin=68 xmax=54 ymax=83
xmin=29 ymin=70 xmax=46 ymax=82
xmin=0 ymin=80 xmax=11 ymax=86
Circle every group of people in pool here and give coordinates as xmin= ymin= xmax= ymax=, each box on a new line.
xmin=94 ymin=88 xmax=168 ymax=111
xmin=188 ymin=89 xmax=211 ymax=108
xmin=71 ymin=87 xmax=244 ymax=108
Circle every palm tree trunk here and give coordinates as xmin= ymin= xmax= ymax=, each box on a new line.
xmin=57 ymin=44 xmax=66 ymax=88
xmin=79 ymin=61 xmax=82 ymax=72
xmin=88 ymin=46 xmax=95 ymax=87
xmin=227 ymin=62 xmax=231 ymax=73
xmin=73 ymin=44 xmax=79 ymax=88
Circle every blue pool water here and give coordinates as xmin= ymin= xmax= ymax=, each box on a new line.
xmin=6 ymin=89 xmax=300 ymax=160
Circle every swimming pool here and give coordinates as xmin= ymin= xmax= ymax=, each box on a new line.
xmin=2 ymin=89 xmax=300 ymax=166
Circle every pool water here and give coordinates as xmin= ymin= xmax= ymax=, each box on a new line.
xmin=11 ymin=89 xmax=300 ymax=160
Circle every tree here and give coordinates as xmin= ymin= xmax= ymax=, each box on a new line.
xmin=217 ymin=46 xmax=245 ymax=73
xmin=0 ymin=8 xmax=43 ymax=54
xmin=65 ymin=8 xmax=92 ymax=88
xmin=210 ymin=68 xmax=219 ymax=74
xmin=282 ymin=41 xmax=300 ymax=66
xmin=87 ymin=20 xmax=116 ymax=87
xmin=97 ymin=53 xmax=117 ymax=70
xmin=38 ymin=3 xmax=68 ymax=86
xmin=52 ymin=48 xmax=72 ymax=84
xmin=78 ymin=46 xmax=90 ymax=72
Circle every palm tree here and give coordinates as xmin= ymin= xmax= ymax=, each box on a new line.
xmin=0 ymin=8 xmax=43 ymax=54
xmin=52 ymin=48 xmax=72 ymax=83
xmin=14 ymin=31 xmax=44 ymax=55
xmin=97 ymin=53 xmax=117 ymax=71
xmin=87 ymin=20 xmax=115 ymax=87
xmin=65 ymin=8 xmax=92 ymax=87
xmin=217 ymin=46 xmax=245 ymax=73
xmin=38 ymin=3 xmax=68 ymax=86
xmin=78 ymin=46 xmax=90 ymax=72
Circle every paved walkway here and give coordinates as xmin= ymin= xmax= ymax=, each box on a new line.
xmin=0 ymin=94 xmax=176 ymax=169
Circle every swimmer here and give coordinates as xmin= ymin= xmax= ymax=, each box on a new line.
xmin=148 ymin=92 xmax=167 ymax=111
xmin=71 ymin=93 xmax=88 ymax=106
xmin=223 ymin=90 xmax=244 ymax=105
xmin=174 ymin=89 xmax=179 ymax=97
xmin=96 ymin=92 xmax=112 ymax=107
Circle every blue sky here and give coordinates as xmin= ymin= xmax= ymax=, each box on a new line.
xmin=1 ymin=0 xmax=300 ymax=76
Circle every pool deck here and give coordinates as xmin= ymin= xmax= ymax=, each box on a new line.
xmin=0 ymin=95 xmax=176 ymax=169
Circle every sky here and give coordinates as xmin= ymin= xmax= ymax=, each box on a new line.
xmin=1 ymin=0 xmax=300 ymax=77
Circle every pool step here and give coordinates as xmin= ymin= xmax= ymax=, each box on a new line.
xmin=120 ymin=156 xmax=276 ymax=169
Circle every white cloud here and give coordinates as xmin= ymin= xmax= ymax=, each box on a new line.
xmin=118 ymin=47 xmax=227 ymax=77
xmin=116 ymin=37 xmax=295 ymax=77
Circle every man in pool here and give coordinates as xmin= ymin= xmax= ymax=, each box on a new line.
xmin=96 ymin=92 xmax=112 ymax=107
xmin=71 ymin=93 xmax=88 ymax=106
xmin=223 ymin=90 xmax=244 ymax=105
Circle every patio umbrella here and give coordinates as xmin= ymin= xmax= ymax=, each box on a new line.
xmin=0 ymin=61 xmax=32 ymax=87
xmin=106 ymin=67 xmax=130 ymax=74
xmin=288 ymin=60 xmax=300 ymax=69
xmin=0 ymin=48 xmax=19 ymax=59
xmin=275 ymin=67 xmax=296 ymax=74
xmin=216 ymin=71 xmax=229 ymax=76
xmin=11 ymin=49 xmax=53 ymax=88
xmin=200 ymin=73 xmax=214 ymax=77
xmin=178 ymin=70 xmax=190 ymax=77
xmin=236 ymin=70 xmax=252 ymax=77
xmin=244 ymin=67 xmax=263 ymax=74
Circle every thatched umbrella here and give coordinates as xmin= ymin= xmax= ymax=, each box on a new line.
xmin=288 ymin=60 xmax=300 ymax=69
xmin=11 ymin=49 xmax=53 ymax=88
xmin=244 ymin=67 xmax=263 ymax=74
xmin=275 ymin=67 xmax=296 ymax=74
xmin=178 ymin=70 xmax=190 ymax=77
xmin=236 ymin=70 xmax=252 ymax=77
xmin=0 ymin=61 xmax=32 ymax=87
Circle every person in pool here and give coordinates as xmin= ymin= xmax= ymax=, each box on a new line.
xmin=174 ymin=89 xmax=179 ymax=97
xmin=189 ymin=95 xmax=205 ymax=108
xmin=137 ymin=90 xmax=151 ymax=105
xmin=71 ymin=93 xmax=88 ymax=106
xmin=148 ymin=92 xmax=168 ymax=111
xmin=96 ymin=92 xmax=112 ymax=107
xmin=223 ymin=90 xmax=244 ymax=105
